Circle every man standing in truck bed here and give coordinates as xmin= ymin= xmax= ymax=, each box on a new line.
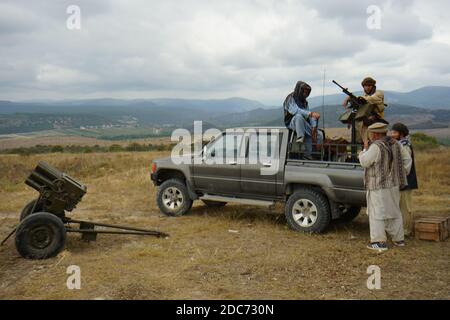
xmin=343 ymin=77 xmax=386 ymax=144
xmin=358 ymin=122 xmax=412 ymax=251
xmin=283 ymin=81 xmax=322 ymax=158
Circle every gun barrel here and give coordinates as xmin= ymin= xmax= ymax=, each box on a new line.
xmin=332 ymin=80 xmax=345 ymax=90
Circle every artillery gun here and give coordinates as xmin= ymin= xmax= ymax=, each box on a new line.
xmin=2 ymin=161 xmax=168 ymax=259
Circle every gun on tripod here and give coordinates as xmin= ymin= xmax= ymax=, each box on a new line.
xmin=332 ymin=80 xmax=364 ymax=162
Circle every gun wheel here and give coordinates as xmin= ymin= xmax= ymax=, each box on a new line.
xmin=15 ymin=212 xmax=66 ymax=259
xmin=19 ymin=198 xmax=43 ymax=221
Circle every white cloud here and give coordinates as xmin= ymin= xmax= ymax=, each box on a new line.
xmin=36 ymin=64 xmax=97 ymax=85
xmin=0 ymin=0 xmax=449 ymax=104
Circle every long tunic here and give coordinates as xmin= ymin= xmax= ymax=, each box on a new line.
xmin=359 ymin=143 xmax=412 ymax=220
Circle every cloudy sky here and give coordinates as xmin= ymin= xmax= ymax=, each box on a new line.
xmin=1 ymin=0 xmax=449 ymax=105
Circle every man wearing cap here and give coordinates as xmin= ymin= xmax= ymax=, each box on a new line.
xmin=284 ymin=81 xmax=322 ymax=158
xmin=390 ymin=123 xmax=418 ymax=236
xmin=358 ymin=122 xmax=412 ymax=251
xmin=343 ymin=77 xmax=386 ymax=144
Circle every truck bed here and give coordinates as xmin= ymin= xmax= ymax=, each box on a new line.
xmin=284 ymin=159 xmax=365 ymax=206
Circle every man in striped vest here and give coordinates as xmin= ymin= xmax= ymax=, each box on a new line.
xmin=358 ymin=122 xmax=412 ymax=252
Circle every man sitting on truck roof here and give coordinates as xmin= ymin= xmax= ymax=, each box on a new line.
xmin=283 ymin=81 xmax=322 ymax=158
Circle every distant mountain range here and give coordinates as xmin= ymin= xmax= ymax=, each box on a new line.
xmin=255 ymin=104 xmax=450 ymax=130
xmin=308 ymin=86 xmax=450 ymax=110
xmin=0 ymin=97 xmax=263 ymax=115
xmin=0 ymin=86 xmax=449 ymax=135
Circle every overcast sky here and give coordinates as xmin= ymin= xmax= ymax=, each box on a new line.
xmin=0 ymin=0 xmax=449 ymax=105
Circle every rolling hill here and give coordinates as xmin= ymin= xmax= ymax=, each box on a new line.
xmin=254 ymin=104 xmax=450 ymax=130
xmin=308 ymin=86 xmax=450 ymax=110
xmin=0 ymin=86 xmax=449 ymax=135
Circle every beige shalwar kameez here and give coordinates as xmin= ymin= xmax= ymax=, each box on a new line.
xmin=359 ymin=143 xmax=412 ymax=242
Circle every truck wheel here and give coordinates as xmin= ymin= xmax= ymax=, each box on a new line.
xmin=202 ymin=200 xmax=227 ymax=207
xmin=19 ymin=199 xmax=43 ymax=221
xmin=157 ymin=179 xmax=193 ymax=216
xmin=285 ymin=189 xmax=331 ymax=233
xmin=336 ymin=205 xmax=361 ymax=222
xmin=15 ymin=212 xmax=66 ymax=259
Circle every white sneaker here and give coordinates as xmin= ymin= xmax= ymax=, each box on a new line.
xmin=367 ymin=242 xmax=388 ymax=252
xmin=296 ymin=136 xmax=304 ymax=143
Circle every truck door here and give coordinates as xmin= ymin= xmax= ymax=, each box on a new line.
xmin=240 ymin=130 xmax=281 ymax=197
xmin=192 ymin=132 xmax=244 ymax=195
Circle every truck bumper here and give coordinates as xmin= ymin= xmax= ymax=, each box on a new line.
xmin=150 ymin=173 xmax=157 ymax=185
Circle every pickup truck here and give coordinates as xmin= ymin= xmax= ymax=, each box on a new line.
xmin=150 ymin=127 xmax=366 ymax=233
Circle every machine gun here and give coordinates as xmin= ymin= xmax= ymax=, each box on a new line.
xmin=332 ymin=80 xmax=367 ymax=162
xmin=1 ymin=161 xmax=168 ymax=259
xmin=332 ymin=80 xmax=367 ymax=110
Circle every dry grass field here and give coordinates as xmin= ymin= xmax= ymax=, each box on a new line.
xmin=0 ymin=148 xmax=449 ymax=300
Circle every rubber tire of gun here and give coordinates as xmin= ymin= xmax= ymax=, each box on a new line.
xmin=19 ymin=198 xmax=43 ymax=221
xmin=15 ymin=212 xmax=66 ymax=259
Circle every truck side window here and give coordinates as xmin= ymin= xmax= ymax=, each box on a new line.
xmin=247 ymin=133 xmax=279 ymax=163
xmin=206 ymin=133 xmax=243 ymax=161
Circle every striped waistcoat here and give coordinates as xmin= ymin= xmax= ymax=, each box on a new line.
xmin=364 ymin=138 xmax=408 ymax=191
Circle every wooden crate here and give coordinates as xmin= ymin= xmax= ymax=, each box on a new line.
xmin=414 ymin=217 xmax=449 ymax=242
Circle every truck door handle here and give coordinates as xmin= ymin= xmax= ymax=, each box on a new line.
xmin=262 ymin=161 xmax=272 ymax=167
xmin=227 ymin=161 xmax=237 ymax=165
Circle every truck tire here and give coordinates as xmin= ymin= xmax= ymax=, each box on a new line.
xmin=15 ymin=212 xmax=66 ymax=259
xmin=20 ymin=199 xmax=43 ymax=221
xmin=285 ymin=189 xmax=331 ymax=233
xmin=202 ymin=200 xmax=227 ymax=207
xmin=336 ymin=205 xmax=361 ymax=222
xmin=157 ymin=179 xmax=193 ymax=216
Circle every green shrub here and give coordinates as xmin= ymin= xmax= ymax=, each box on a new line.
xmin=410 ymin=132 xmax=439 ymax=150
xmin=51 ymin=145 xmax=64 ymax=153
xmin=109 ymin=144 xmax=124 ymax=152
